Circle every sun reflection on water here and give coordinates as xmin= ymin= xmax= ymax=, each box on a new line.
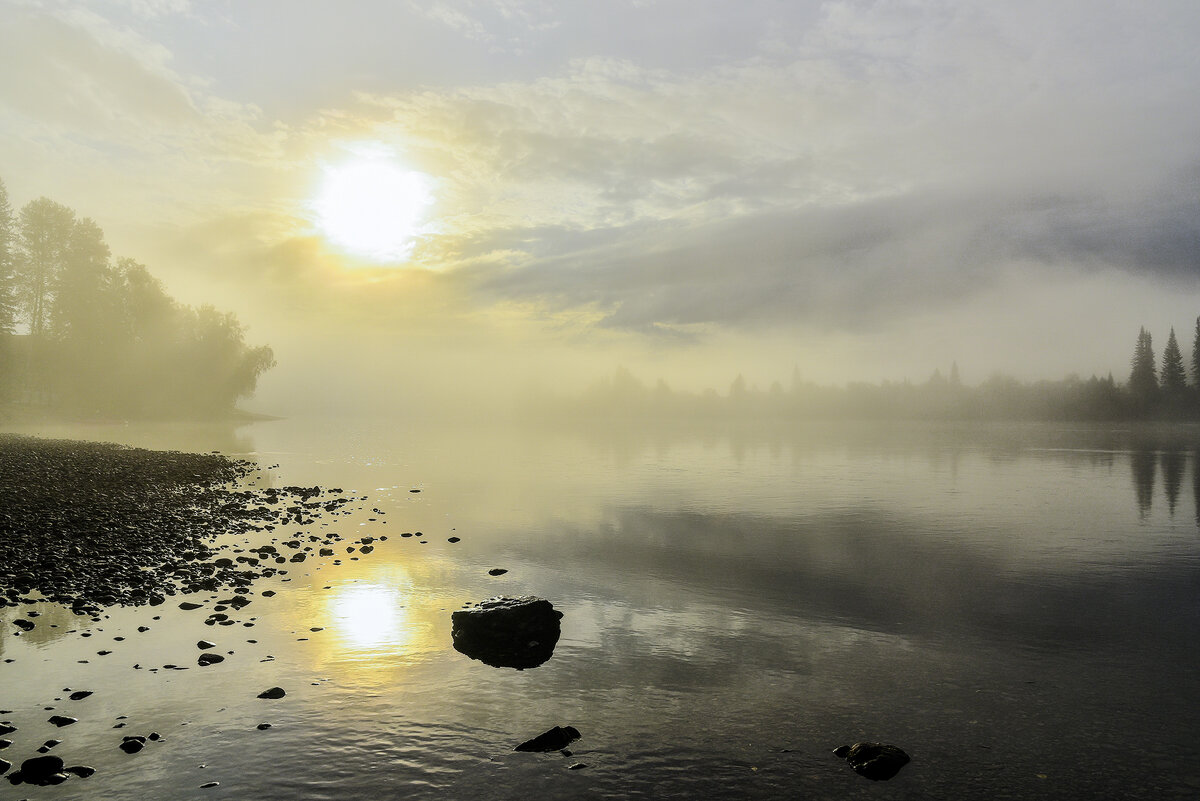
xmin=330 ymin=583 xmax=410 ymax=651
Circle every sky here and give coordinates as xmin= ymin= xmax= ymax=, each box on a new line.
xmin=3 ymin=0 xmax=1200 ymax=413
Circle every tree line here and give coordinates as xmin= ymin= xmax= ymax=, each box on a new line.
xmin=529 ymin=325 xmax=1200 ymax=424
xmin=0 ymin=178 xmax=274 ymax=418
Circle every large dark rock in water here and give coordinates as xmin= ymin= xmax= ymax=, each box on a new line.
xmin=10 ymin=755 xmax=67 ymax=786
xmin=833 ymin=742 xmax=910 ymax=781
xmin=450 ymin=596 xmax=562 ymax=669
xmin=514 ymin=725 xmax=580 ymax=752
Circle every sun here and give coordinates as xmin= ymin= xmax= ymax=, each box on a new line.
xmin=313 ymin=149 xmax=434 ymax=262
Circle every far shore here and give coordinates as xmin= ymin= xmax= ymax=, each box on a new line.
xmin=0 ymin=403 xmax=282 ymax=428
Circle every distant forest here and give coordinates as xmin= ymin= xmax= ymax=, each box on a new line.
xmin=533 ymin=325 xmax=1200 ymax=423
xmin=0 ymin=178 xmax=273 ymax=418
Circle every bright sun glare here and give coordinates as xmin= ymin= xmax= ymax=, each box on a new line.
xmin=313 ymin=150 xmax=434 ymax=262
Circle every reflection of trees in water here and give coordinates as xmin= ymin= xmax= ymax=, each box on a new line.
xmin=1132 ymin=448 xmax=1194 ymax=522
xmin=1131 ymin=451 xmax=1156 ymax=519
xmin=1161 ymin=451 xmax=1184 ymax=517
xmin=1194 ymin=449 xmax=1200 ymax=529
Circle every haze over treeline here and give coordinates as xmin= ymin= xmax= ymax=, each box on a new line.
xmin=6 ymin=172 xmax=1200 ymax=424
xmin=0 ymin=178 xmax=274 ymax=418
xmin=527 ymin=322 xmax=1200 ymax=423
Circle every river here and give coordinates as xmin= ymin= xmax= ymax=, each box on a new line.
xmin=2 ymin=417 xmax=1199 ymax=799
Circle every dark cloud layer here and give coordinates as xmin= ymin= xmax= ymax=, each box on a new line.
xmin=475 ymin=169 xmax=1200 ymax=332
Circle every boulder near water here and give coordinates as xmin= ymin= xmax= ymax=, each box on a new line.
xmin=450 ymin=596 xmax=562 ymax=670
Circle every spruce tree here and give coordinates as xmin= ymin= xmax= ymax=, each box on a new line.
xmin=1192 ymin=316 xmax=1200 ymax=388
xmin=1161 ymin=327 xmax=1187 ymax=395
xmin=1129 ymin=327 xmax=1158 ymax=412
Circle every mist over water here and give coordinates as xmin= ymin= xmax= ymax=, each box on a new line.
xmin=2 ymin=417 xmax=1198 ymax=799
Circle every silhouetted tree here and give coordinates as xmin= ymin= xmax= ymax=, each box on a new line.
xmin=1128 ymin=327 xmax=1158 ymax=414
xmin=1192 ymin=316 xmax=1200 ymax=388
xmin=51 ymin=218 xmax=112 ymax=341
xmin=17 ymin=197 xmax=75 ymax=338
xmin=1161 ymin=328 xmax=1186 ymax=393
xmin=0 ymin=179 xmax=16 ymax=335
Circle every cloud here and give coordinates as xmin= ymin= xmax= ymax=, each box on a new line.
xmin=5 ymin=0 xmax=1200 ymax=350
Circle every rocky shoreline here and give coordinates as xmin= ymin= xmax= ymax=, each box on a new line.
xmin=0 ymin=434 xmax=359 ymax=617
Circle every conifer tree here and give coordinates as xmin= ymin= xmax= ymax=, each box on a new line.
xmin=1161 ymin=327 xmax=1187 ymax=395
xmin=1191 ymin=316 xmax=1200 ymax=388
xmin=1129 ymin=327 xmax=1158 ymax=411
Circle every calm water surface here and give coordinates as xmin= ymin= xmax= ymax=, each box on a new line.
xmin=2 ymin=418 xmax=1199 ymax=799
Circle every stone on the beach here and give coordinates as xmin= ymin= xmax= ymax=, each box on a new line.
xmin=13 ymin=755 xmax=65 ymax=785
xmin=197 ymin=640 xmax=216 ymax=649
xmin=487 ymin=568 xmax=508 ymax=576
xmin=833 ymin=742 xmax=910 ymax=781
xmin=119 ymin=739 xmax=144 ymax=754
xmin=514 ymin=725 xmax=581 ymax=752
xmin=0 ymin=757 xmax=10 ymax=775
xmin=197 ymin=653 xmax=225 ymax=666
xmin=257 ymin=687 xmax=286 ymax=699
xmin=451 ymin=596 xmax=563 ymax=670
xmin=68 ymin=690 xmax=93 ymax=700
xmin=65 ymin=765 xmax=96 ymax=778
xmin=48 ymin=715 xmax=77 ymax=727
xmin=13 ymin=619 xmax=34 ymax=631
xmin=179 ymin=602 xmax=203 ymax=611
xmin=257 ymin=723 xmax=272 ymax=730
xmin=0 ymin=724 xmax=14 ymax=735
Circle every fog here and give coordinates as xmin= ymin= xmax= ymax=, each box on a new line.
xmin=3 ymin=1 xmax=1200 ymax=422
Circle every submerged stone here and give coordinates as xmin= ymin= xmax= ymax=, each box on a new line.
xmin=257 ymin=687 xmax=286 ymax=699
xmin=514 ymin=725 xmax=581 ymax=752
xmin=450 ymin=596 xmax=562 ymax=670
xmin=833 ymin=742 xmax=910 ymax=781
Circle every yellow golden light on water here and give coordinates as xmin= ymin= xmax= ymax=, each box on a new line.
xmin=313 ymin=146 xmax=434 ymax=262
xmin=328 ymin=583 xmax=411 ymax=652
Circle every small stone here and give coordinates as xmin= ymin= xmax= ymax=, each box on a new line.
xmin=567 ymin=763 xmax=588 ymax=770
xmin=257 ymin=687 xmax=286 ymax=699
xmin=833 ymin=742 xmax=910 ymax=781
xmin=488 ymin=568 xmax=508 ymax=576
xmin=197 ymin=640 xmax=216 ymax=650
xmin=0 ymin=739 xmax=10 ymax=749
xmin=69 ymin=690 xmax=93 ymax=701
xmin=179 ymin=602 xmax=203 ymax=610
xmin=447 ymin=537 xmax=460 ymax=543
xmin=201 ymin=781 xmax=220 ymax=788
xmin=48 ymin=715 xmax=78 ymax=727
xmin=256 ymin=723 xmax=272 ymax=730
xmin=65 ymin=765 xmax=96 ymax=778
xmin=119 ymin=739 xmax=145 ymax=754
xmin=198 ymin=653 xmax=225 ymax=666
